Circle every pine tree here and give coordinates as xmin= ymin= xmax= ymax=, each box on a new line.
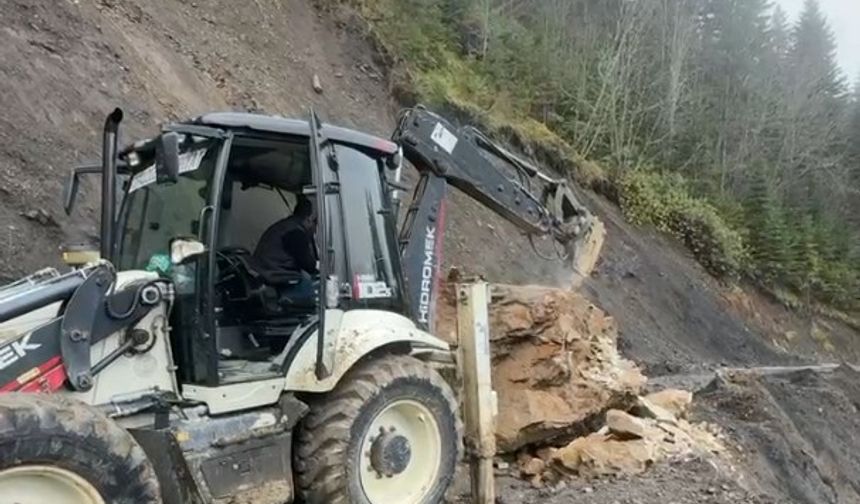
xmin=781 ymin=0 xmax=848 ymax=203
xmin=768 ymin=5 xmax=791 ymax=65
xmin=691 ymin=0 xmax=773 ymax=192
xmin=848 ymin=76 xmax=860 ymax=200
xmin=758 ymin=5 xmax=793 ymax=170
xmin=789 ymin=0 xmax=845 ymax=99
xmin=784 ymin=210 xmax=819 ymax=291
xmin=746 ymin=169 xmax=788 ymax=280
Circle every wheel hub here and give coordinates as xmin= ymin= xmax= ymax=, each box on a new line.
xmin=359 ymin=399 xmax=443 ymax=504
xmin=369 ymin=427 xmax=412 ymax=477
xmin=0 ymin=465 xmax=106 ymax=504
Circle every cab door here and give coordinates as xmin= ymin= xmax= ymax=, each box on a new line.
xmin=309 ymin=111 xmax=342 ymax=379
xmin=115 ymin=127 xmax=233 ymax=386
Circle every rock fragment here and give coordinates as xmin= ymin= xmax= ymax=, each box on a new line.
xmin=644 ymin=389 xmax=693 ymax=419
xmin=518 ymin=456 xmax=546 ymax=476
xmin=553 ymin=433 xmax=656 ymax=477
xmin=20 ymin=209 xmax=56 ymax=227
xmin=605 ymin=409 xmax=649 ymax=439
xmin=634 ymin=396 xmax=678 ymax=424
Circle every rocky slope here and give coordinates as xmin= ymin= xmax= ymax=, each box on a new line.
xmin=0 ymin=0 xmax=393 ymax=281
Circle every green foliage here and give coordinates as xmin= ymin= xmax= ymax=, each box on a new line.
xmin=339 ymin=0 xmax=859 ymax=312
xmin=745 ymin=171 xmax=789 ymax=280
xmin=618 ymin=171 xmax=746 ymax=278
xmin=358 ymin=0 xmax=457 ymax=69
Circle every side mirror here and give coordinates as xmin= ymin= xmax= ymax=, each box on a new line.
xmin=63 ymin=164 xmax=102 ymax=215
xmin=170 ymin=238 xmax=206 ymax=265
xmin=386 ymin=147 xmax=403 ymax=171
xmin=156 ymin=132 xmax=181 ymax=184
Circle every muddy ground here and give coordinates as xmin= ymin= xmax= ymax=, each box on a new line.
xmin=1 ymin=1 xmax=860 ymax=503
xmin=696 ymin=366 xmax=860 ymax=503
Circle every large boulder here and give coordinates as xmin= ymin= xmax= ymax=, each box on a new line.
xmin=436 ymin=283 xmax=645 ymax=452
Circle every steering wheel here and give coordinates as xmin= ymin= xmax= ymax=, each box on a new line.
xmin=215 ymin=246 xmax=253 ymax=289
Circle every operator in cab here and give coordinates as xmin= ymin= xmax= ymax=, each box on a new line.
xmin=252 ymin=195 xmax=318 ymax=306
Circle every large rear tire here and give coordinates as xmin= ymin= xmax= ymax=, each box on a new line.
xmin=295 ymin=355 xmax=462 ymax=504
xmin=0 ymin=393 xmax=161 ymax=504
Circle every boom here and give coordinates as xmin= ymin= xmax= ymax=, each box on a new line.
xmin=394 ymin=107 xmax=599 ymax=332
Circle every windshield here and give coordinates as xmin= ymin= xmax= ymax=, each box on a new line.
xmin=116 ymin=141 xmax=219 ymax=271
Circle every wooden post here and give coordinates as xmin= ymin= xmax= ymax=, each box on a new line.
xmin=456 ymin=282 xmax=496 ymax=504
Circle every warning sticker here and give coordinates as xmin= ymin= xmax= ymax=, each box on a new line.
xmin=357 ymin=281 xmax=393 ymax=299
xmin=128 ymin=165 xmax=156 ymax=193
xmin=354 ymin=274 xmax=394 ymax=299
xmin=128 ymin=149 xmax=207 ymax=193
xmin=431 ymin=122 xmax=458 ymax=154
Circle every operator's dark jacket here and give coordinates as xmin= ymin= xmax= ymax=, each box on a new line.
xmin=252 ymin=216 xmax=318 ymax=284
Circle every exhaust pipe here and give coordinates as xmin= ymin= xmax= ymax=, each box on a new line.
xmin=101 ymin=108 xmax=123 ymax=260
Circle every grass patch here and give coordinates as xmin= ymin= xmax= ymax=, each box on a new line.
xmin=327 ymin=0 xmax=607 ymax=188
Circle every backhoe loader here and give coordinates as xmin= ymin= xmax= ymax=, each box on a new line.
xmin=0 ymin=106 xmax=602 ymax=504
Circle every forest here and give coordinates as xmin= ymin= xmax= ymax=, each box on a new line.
xmin=336 ymin=0 xmax=860 ymax=312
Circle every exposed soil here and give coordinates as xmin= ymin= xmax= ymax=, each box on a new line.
xmin=2 ymin=1 xmax=860 ymax=503
xmin=490 ymin=457 xmax=777 ymax=504
xmin=577 ymin=193 xmax=805 ymax=375
xmin=696 ymin=366 xmax=860 ymax=504
xmin=720 ymin=284 xmax=860 ymax=363
xmin=0 ymin=0 xmax=393 ymax=282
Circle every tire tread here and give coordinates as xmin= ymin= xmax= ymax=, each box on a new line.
xmin=0 ymin=393 xmax=160 ymax=503
xmin=295 ymin=355 xmax=462 ymax=504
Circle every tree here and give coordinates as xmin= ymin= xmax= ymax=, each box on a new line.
xmin=768 ymin=5 xmax=791 ymax=63
xmin=781 ymin=0 xmax=847 ymax=205
xmin=789 ymin=0 xmax=844 ymax=98
xmin=746 ymin=168 xmax=789 ymax=280
xmin=357 ymin=0 xmax=860 ymax=310
xmin=687 ymin=0 xmax=773 ymax=192
xmin=847 ymin=76 xmax=860 ymax=195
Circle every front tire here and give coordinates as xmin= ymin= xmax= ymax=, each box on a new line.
xmin=0 ymin=393 xmax=161 ymax=504
xmin=296 ymin=355 xmax=462 ymax=504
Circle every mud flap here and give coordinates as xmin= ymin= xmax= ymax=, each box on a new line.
xmin=130 ymin=428 xmax=205 ymax=504
xmin=199 ymin=433 xmax=293 ymax=501
xmin=131 ymin=401 xmax=304 ymax=504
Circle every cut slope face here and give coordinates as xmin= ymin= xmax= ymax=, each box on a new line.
xmin=578 ymin=193 xmax=807 ymax=373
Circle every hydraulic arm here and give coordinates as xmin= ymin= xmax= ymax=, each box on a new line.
xmin=394 ymin=107 xmax=599 ymax=332
xmin=0 ymin=263 xmax=165 ymax=392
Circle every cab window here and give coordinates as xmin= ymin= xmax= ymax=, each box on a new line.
xmin=334 ymin=144 xmax=399 ymax=306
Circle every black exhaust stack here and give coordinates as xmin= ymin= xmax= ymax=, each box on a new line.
xmin=101 ymin=108 xmax=123 ymax=260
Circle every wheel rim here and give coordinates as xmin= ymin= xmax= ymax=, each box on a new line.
xmin=0 ymin=465 xmax=106 ymax=504
xmin=359 ymin=399 xmax=442 ymax=504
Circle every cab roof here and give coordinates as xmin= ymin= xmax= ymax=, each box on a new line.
xmin=190 ymin=112 xmax=398 ymax=155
